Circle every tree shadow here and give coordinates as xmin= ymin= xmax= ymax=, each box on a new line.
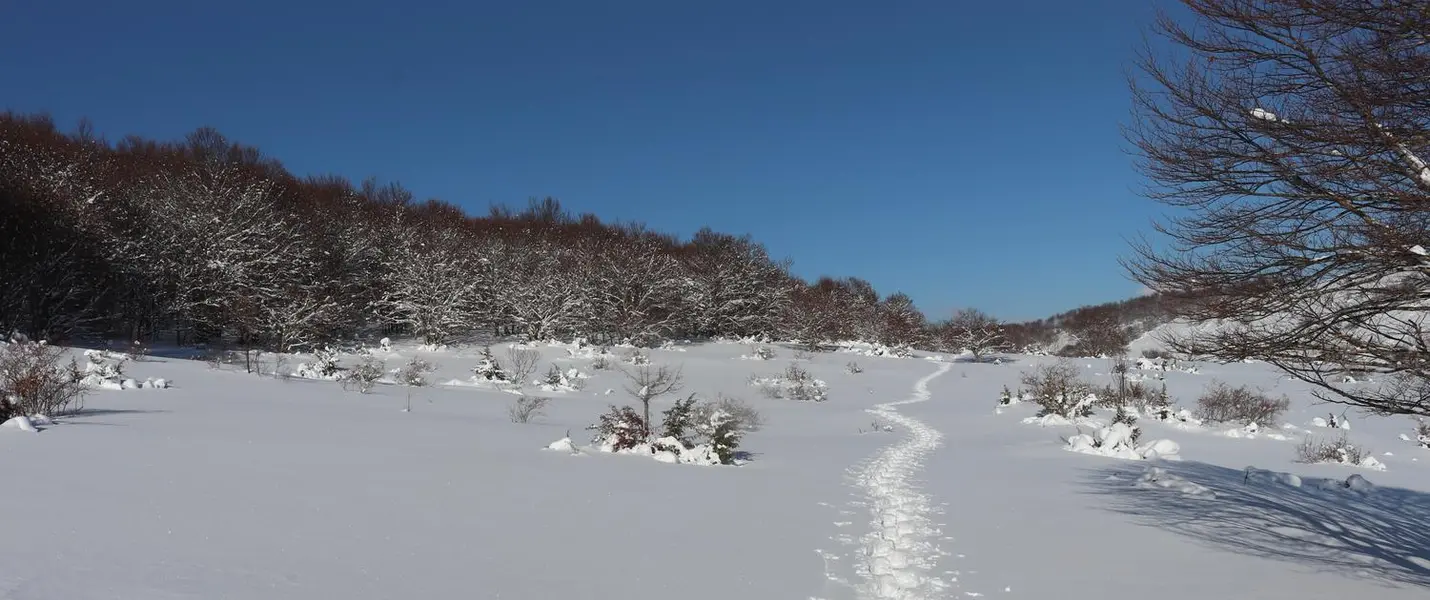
xmin=1080 ymin=460 xmax=1430 ymax=588
xmin=68 ymin=408 xmax=168 ymax=418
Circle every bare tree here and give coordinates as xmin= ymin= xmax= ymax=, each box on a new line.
xmin=620 ymin=363 xmax=684 ymax=438
xmin=945 ymin=308 xmax=1006 ymax=361
xmin=1126 ymin=0 xmax=1430 ymax=415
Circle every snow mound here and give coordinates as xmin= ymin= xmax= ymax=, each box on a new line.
xmin=1135 ymin=467 xmax=1217 ymax=498
xmin=1021 ymin=413 xmax=1099 ymax=427
xmin=2 ymin=415 xmax=39 ymax=432
xmin=597 ymin=436 xmax=725 ymax=466
xmin=1223 ymin=422 xmax=1290 ymax=441
xmin=545 ymin=437 xmax=580 ymax=454
xmin=1066 ymin=424 xmax=1182 ymax=461
xmin=837 ymin=341 xmax=913 ymax=358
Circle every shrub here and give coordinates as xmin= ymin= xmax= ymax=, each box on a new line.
xmin=705 ymin=408 xmax=742 ymax=464
xmin=749 ymin=346 xmax=776 ymax=360
xmin=590 ymin=404 xmax=646 ymax=449
xmin=340 ymin=358 xmax=385 ymax=393
xmin=0 ymin=340 xmax=86 ymax=418
xmin=543 ymin=364 xmax=564 ymax=387
xmin=472 ymin=346 xmax=508 ymax=381
xmin=1112 ymin=405 xmax=1142 ymax=446
xmin=625 ymin=349 xmax=650 ymax=365
xmin=508 ymin=395 xmax=550 ymax=424
xmin=1195 ymin=381 xmax=1289 ymax=425
xmin=1020 ymin=361 xmax=1094 ymax=418
xmin=310 ymin=347 xmax=340 ymax=378
xmin=1415 ymin=419 xmax=1429 ymax=448
xmin=505 ymin=347 xmax=541 ymax=387
xmin=784 ymin=364 xmax=827 ymax=402
xmin=1296 ymin=434 xmax=1370 ymax=465
xmin=591 ymin=355 xmax=611 ymax=370
xmin=693 ymin=393 xmax=764 ymax=433
xmin=846 ymin=361 xmax=863 ymax=374
xmin=399 ymin=357 xmax=433 ymax=387
xmin=660 ymin=394 xmax=699 ymax=442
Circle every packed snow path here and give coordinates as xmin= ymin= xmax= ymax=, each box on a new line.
xmin=852 ymin=362 xmax=954 ymax=600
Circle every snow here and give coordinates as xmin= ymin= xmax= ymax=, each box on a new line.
xmin=1 ymin=342 xmax=1428 ymax=599
xmin=2 ymin=416 xmax=38 ymax=432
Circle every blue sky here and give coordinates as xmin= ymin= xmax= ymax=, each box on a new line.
xmin=1 ymin=0 xmax=1172 ymax=322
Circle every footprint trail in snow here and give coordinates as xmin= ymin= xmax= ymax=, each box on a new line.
xmin=850 ymin=362 xmax=955 ymax=600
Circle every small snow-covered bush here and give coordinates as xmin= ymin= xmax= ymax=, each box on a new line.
xmin=508 ymin=395 xmax=550 ymax=424
xmin=1064 ymin=423 xmax=1180 ymax=461
xmin=625 ymin=348 xmax=650 ymax=365
xmin=1416 ymin=419 xmax=1430 ymax=448
xmin=1111 ymin=405 xmax=1142 ymax=446
xmin=590 ymin=405 xmax=646 ymax=450
xmin=0 ymin=339 xmax=86 ymax=418
xmin=752 ymin=364 xmax=829 ymax=402
xmin=340 ymin=358 xmax=385 ymax=393
xmin=590 ymin=355 xmax=612 ymax=370
xmin=398 ymin=357 xmax=433 ymax=387
xmin=295 ymin=347 xmax=341 ymax=380
xmin=742 ymin=345 xmax=777 ymax=360
xmin=846 ymin=361 xmax=863 ymax=374
xmin=538 ymin=365 xmax=589 ymax=392
xmin=1195 ymin=381 xmax=1289 ymax=426
xmin=784 ymin=364 xmax=826 ymax=402
xmin=472 ymin=346 xmax=509 ymax=382
xmin=1296 ymin=434 xmax=1383 ymax=470
xmin=660 ymin=395 xmax=699 ymax=441
xmin=689 ymin=393 xmax=763 ymax=434
xmin=1021 ymin=361 xmax=1094 ymax=418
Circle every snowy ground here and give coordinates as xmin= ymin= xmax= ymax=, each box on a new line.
xmin=2 ymin=341 xmax=1428 ymax=599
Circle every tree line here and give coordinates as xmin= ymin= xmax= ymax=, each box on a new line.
xmin=0 ymin=112 xmax=978 ymax=351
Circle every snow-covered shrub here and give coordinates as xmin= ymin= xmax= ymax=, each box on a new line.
xmin=1195 ymin=381 xmax=1289 ymax=426
xmin=537 ymin=366 xmax=589 ymax=392
xmin=398 ymin=357 xmax=433 ymax=387
xmin=0 ymin=339 xmax=86 ymax=418
xmin=590 ymin=405 xmax=646 ymax=450
xmin=1020 ymin=361 xmax=1094 ymax=418
xmin=1295 ymin=434 xmax=1383 ymax=470
xmin=998 ymin=385 xmax=1016 ymax=406
xmin=692 ymin=393 xmax=763 ymax=433
xmin=704 ymin=408 xmax=742 ymax=464
xmin=1065 ymin=423 xmax=1180 ymax=461
xmin=128 ymin=340 xmax=151 ymax=362
xmin=340 ymin=358 xmax=385 ymax=393
xmin=625 ymin=348 xmax=650 ymax=365
xmin=508 ymin=395 xmax=550 ymax=424
xmin=590 ymin=355 xmax=611 ymax=370
xmin=1112 ymin=404 xmax=1142 ymax=446
xmin=659 ymin=396 xmax=743 ymax=465
xmin=741 ymin=345 xmax=777 ymax=360
xmin=80 ymin=349 xmax=129 ymax=388
xmin=783 ymin=364 xmax=827 ymax=402
xmin=1416 ymin=419 xmax=1430 ymax=448
xmin=472 ymin=346 xmax=509 ymax=382
xmin=752 ymin=364 xmax=829 ymax=402
xmin=846 ymin=361 xmax=863 ymax=374
xmin=295 ymin=347 xmax=342 ymax=380
xmin=379 ymin=337 xmax=393 ymax=353
xmin=660 ymin=395 xmax=699 ymax=441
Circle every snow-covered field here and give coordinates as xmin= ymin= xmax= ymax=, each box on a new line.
xmin=3 ymin=341 xmax=1429 ymax=599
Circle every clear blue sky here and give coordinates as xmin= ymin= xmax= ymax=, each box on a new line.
xmin=1 ymin=0 xmax=1173 ymax=322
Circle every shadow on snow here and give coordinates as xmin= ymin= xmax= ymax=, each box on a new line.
xmin=1080 ymin=460 xmax=1430 ymax=589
